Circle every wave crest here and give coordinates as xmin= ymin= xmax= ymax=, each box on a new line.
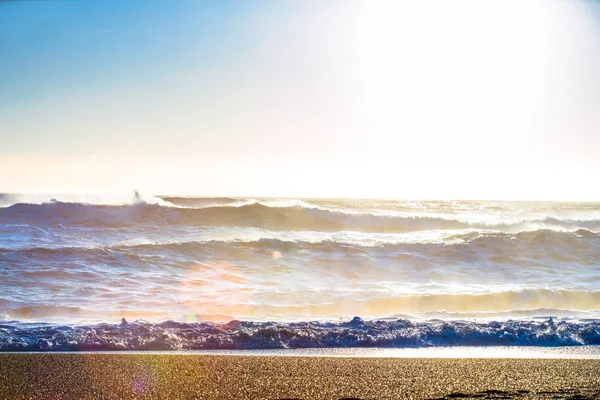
xmin=2 ymin=201 xmax=600 ymax=233
xmin=1 ymin=317 xmax=599 ymax=351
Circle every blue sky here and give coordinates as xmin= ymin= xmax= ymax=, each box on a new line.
xmin=0 ymin=1 xmax=264 ymax=152
xmin=1 ymin=1 xmax=253 ymax=104
xmin=1 ymin=0 xmax=600 ymax=199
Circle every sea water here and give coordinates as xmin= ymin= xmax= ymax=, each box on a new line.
xmin=1 ymin=194 xmax=599 ymax=350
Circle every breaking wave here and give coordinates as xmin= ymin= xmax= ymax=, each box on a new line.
xmin=2 ymin=201 xmax=600 ymax=233
xmin=1 ymin=317 xmax=600 ymax=351
xmin=2 ymin=229 xmax=598 ymax=263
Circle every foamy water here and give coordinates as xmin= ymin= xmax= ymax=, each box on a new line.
xmin=1 ymin=194 xmax=599 ymax=350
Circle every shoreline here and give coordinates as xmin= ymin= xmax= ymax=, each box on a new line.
xmin=1 ymin=353 xmax=599 ymax=399
xmin=3 ymin=345 xmax=600 ymax=359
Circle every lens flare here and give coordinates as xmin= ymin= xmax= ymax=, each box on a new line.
xmin=179 ymin=261 xmax=251 ymax=320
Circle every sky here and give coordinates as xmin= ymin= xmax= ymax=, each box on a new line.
xmin=1 ymin=0 xmax=600 ymax=200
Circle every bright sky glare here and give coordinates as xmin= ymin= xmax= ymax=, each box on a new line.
xmin=1 ymin=0 xmax=599 ymax=200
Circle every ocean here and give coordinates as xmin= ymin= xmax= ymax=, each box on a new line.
xmin=1 ymin=194 xmax=599 ymax=350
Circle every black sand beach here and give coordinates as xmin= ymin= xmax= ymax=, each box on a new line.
xmin=1 ymin=354 xmax=599 ymax=399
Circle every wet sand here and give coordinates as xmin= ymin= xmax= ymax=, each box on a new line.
xmin=1 ymin=354 xmax=599 ymax=399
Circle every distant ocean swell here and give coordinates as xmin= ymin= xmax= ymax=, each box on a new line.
xmin=2 ymin=201 xmax=600 ymax=233
xmin=1 ymin=317 xmax=599 ymax=351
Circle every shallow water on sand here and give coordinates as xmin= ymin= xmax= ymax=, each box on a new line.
xmin=32 ymin=346 xmax=597 ymax=358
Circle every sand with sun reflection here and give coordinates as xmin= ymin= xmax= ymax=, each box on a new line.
xmin=1 ymin=353 xmax=599 ymax=399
